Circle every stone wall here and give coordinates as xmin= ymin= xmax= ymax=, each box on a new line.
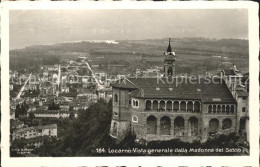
xmin=110 ymin=119 xmax=131 ymax=142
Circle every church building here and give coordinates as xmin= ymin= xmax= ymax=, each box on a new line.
xmin=110 ymin=39 xmax=249 ymax=143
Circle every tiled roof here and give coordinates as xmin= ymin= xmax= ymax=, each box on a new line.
xmin=236 ymin=90 xmax=248 ymax=97
xmin=112 ymin=78 xmax=138 ymax=89
xmin=114 ymin=77 xmax=235 ymax=103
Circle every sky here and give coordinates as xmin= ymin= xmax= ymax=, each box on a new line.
xmin=9 ymin=9 xmax=248 ymax=50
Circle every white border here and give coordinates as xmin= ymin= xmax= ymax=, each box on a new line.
xmin=1 ymin=2 xmax=259 ymax=167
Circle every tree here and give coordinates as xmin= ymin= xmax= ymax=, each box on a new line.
xmin=69 ymin=112 xmax=75 ymax=120
xmin=69 ymin=105 xmax=74 ymax=111
xmin=29 ymin=112 xmax=35 ymax=125
xmin=15 ymin=104 xmax=20 ymax=118
xmin=15 ymin=102 xmax=28 ymax=118
xmin=48 ymin=101 xmax=60 ymax=110
xmin=46 ymin=99 xmax=114 ymax=156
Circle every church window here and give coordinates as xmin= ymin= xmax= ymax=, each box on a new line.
xmin=222 ymin=118 xmax=232 ymax=130
xmin=113 ymin=112 xmax=118 ymax=117
xmin=114 ymin=94 xmax=118 ymax=103
xmin=242 ymin=107 xmax=246 ymax=112
xmin=168 ymin=66 xmax=173 ymax=76
xmin=132 ymin=115 xmax=138 ymax=123
xmin=133 ymin=100 xmax=136 ymax=106
xmin=231 ymin=105 xmax=235 ymax=113
xmin=209 ymin=118 xmax=219 ymax=134
xmin=208 ymin=105 xmax=212 ymax=113
xmin=111 ymin=122 xmax=118 ymax=137
xmin=132 ymin=99 xmax=139 ymax=108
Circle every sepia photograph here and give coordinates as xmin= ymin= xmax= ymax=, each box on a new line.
xmin=1 ymin=2 xmax=259 ymax=167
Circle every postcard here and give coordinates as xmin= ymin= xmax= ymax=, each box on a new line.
xmin=1 ymin=1 xmax=259 ymax=167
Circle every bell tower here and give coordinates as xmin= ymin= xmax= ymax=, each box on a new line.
xmin=164 ymin=38 xmax=176 ymax=77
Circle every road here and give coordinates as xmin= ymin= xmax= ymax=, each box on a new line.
xmin=85 ymin=61 xmax=105 ymax=90
xmin=15 ymin=73 xmax=32 ymax=100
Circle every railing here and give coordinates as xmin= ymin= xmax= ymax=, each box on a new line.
xmin=144 ymin=108 xmax=201 ymax=113
xmin=208 ymin=110 xmax=235 ymax=114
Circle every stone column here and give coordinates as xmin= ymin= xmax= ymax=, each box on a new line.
xmin=201 ymin=117 xmax=209 ymax=142
xmin=172 ymin=101 xmax=174 ymax=111
xmin=170 ymin=119 xmax=174 ymax=136
xmin=218 ymin=119 xmax=222 ymax=132
xmin=178 ymin=101 xmax=181 ymax=111
xmin=157 ymin=119 xmax=160 ymax=135
xmin=192 ymin=101 xmax=195 ymax=112
xmin=165 ymin=101 xmax=167 ymax=111
xmin=197 ymin=118 xmax=201 ymax=136
xmin=151 ymin=100 xmax=153 ymax=110
xmin=186 ymin=101 xmax=188 ymax=111
xmin=184 ymin=119 xmax=189 ymax=136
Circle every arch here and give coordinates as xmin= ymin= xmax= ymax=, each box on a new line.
xmin=166 ymin=101 xmax=172 ymax=111
xmin=111 ymin=122 xmax=118 ymax=136
xmin=173 ymin=101 xmax=179 ymax=111
xmin=209 ymin=118 xmax=219 ymax=134
xmin=226 ymin=105 xmax=230 ymax=113
xmin=153 ymin=100 xmax=159 ymax=110
xmin=167 ymin=66 xmax=173 ymax=76
xmin=222 ymin=118 xmax=232 ymax=130
xmin=114 ymin=94 xmax=118 ymax=103
xmin=136 ymin=101 xmax=139 ymax=107
xmin=239 ymin=117 xmax=246 ymax=130
xmin=174 ymin=116 xmax=185 ymax=136
xmin=194 ymin=101 xmax=200 ymax=112
xmin=217 ymin=105 xmax=221 ymax=113
xmin=212 ymin=105 xmax=217 ymax=113
xmin=188 ymin=117 xmax=198 ymax=136
xmin=222 ymin=105 xmax=226 ymax=113
xmin=147 ymin=116 xmax=157 ymax=135
xmin=180 ymin=101 xmax=186 ymax=111
xmin=145 ymin=100 xmax=152 ymax=110
xmin=208 ymin=105 xmax=212 ymax=113
xmin=132 ymin=115 xmax=138 ymax=123
xmin=160 ymin=116 xmax=171 ymax=135
xmin=159 ymin=100 xmax=166 ymax=111
xmin=187 ymin=101 xmax=193 ymax=112
xmin=231 ymin=105 xmax=235 ymax=114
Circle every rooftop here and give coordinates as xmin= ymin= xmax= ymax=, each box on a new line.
xmin=13 ymin=124 xmax=57 ymax=133
xmin=236 ymin=90 xmax=248 ymax=97
xmin=113 ymin=77 xmax=236 ymax=103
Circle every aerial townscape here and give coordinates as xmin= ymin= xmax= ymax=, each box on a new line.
xmin=9 ymin=38 xmax=249 ymax=156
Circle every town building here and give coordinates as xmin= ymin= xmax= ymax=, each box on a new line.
xmin=12 ymin=124 xmax=57 ymax=141
xmin=11 ymin=119 xmax=24 ymax=129
xmin=110 ymin=39 xmax=249 ymax=143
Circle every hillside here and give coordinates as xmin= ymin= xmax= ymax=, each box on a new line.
xmin=9 ymin=38 xmax=249 ymax=74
